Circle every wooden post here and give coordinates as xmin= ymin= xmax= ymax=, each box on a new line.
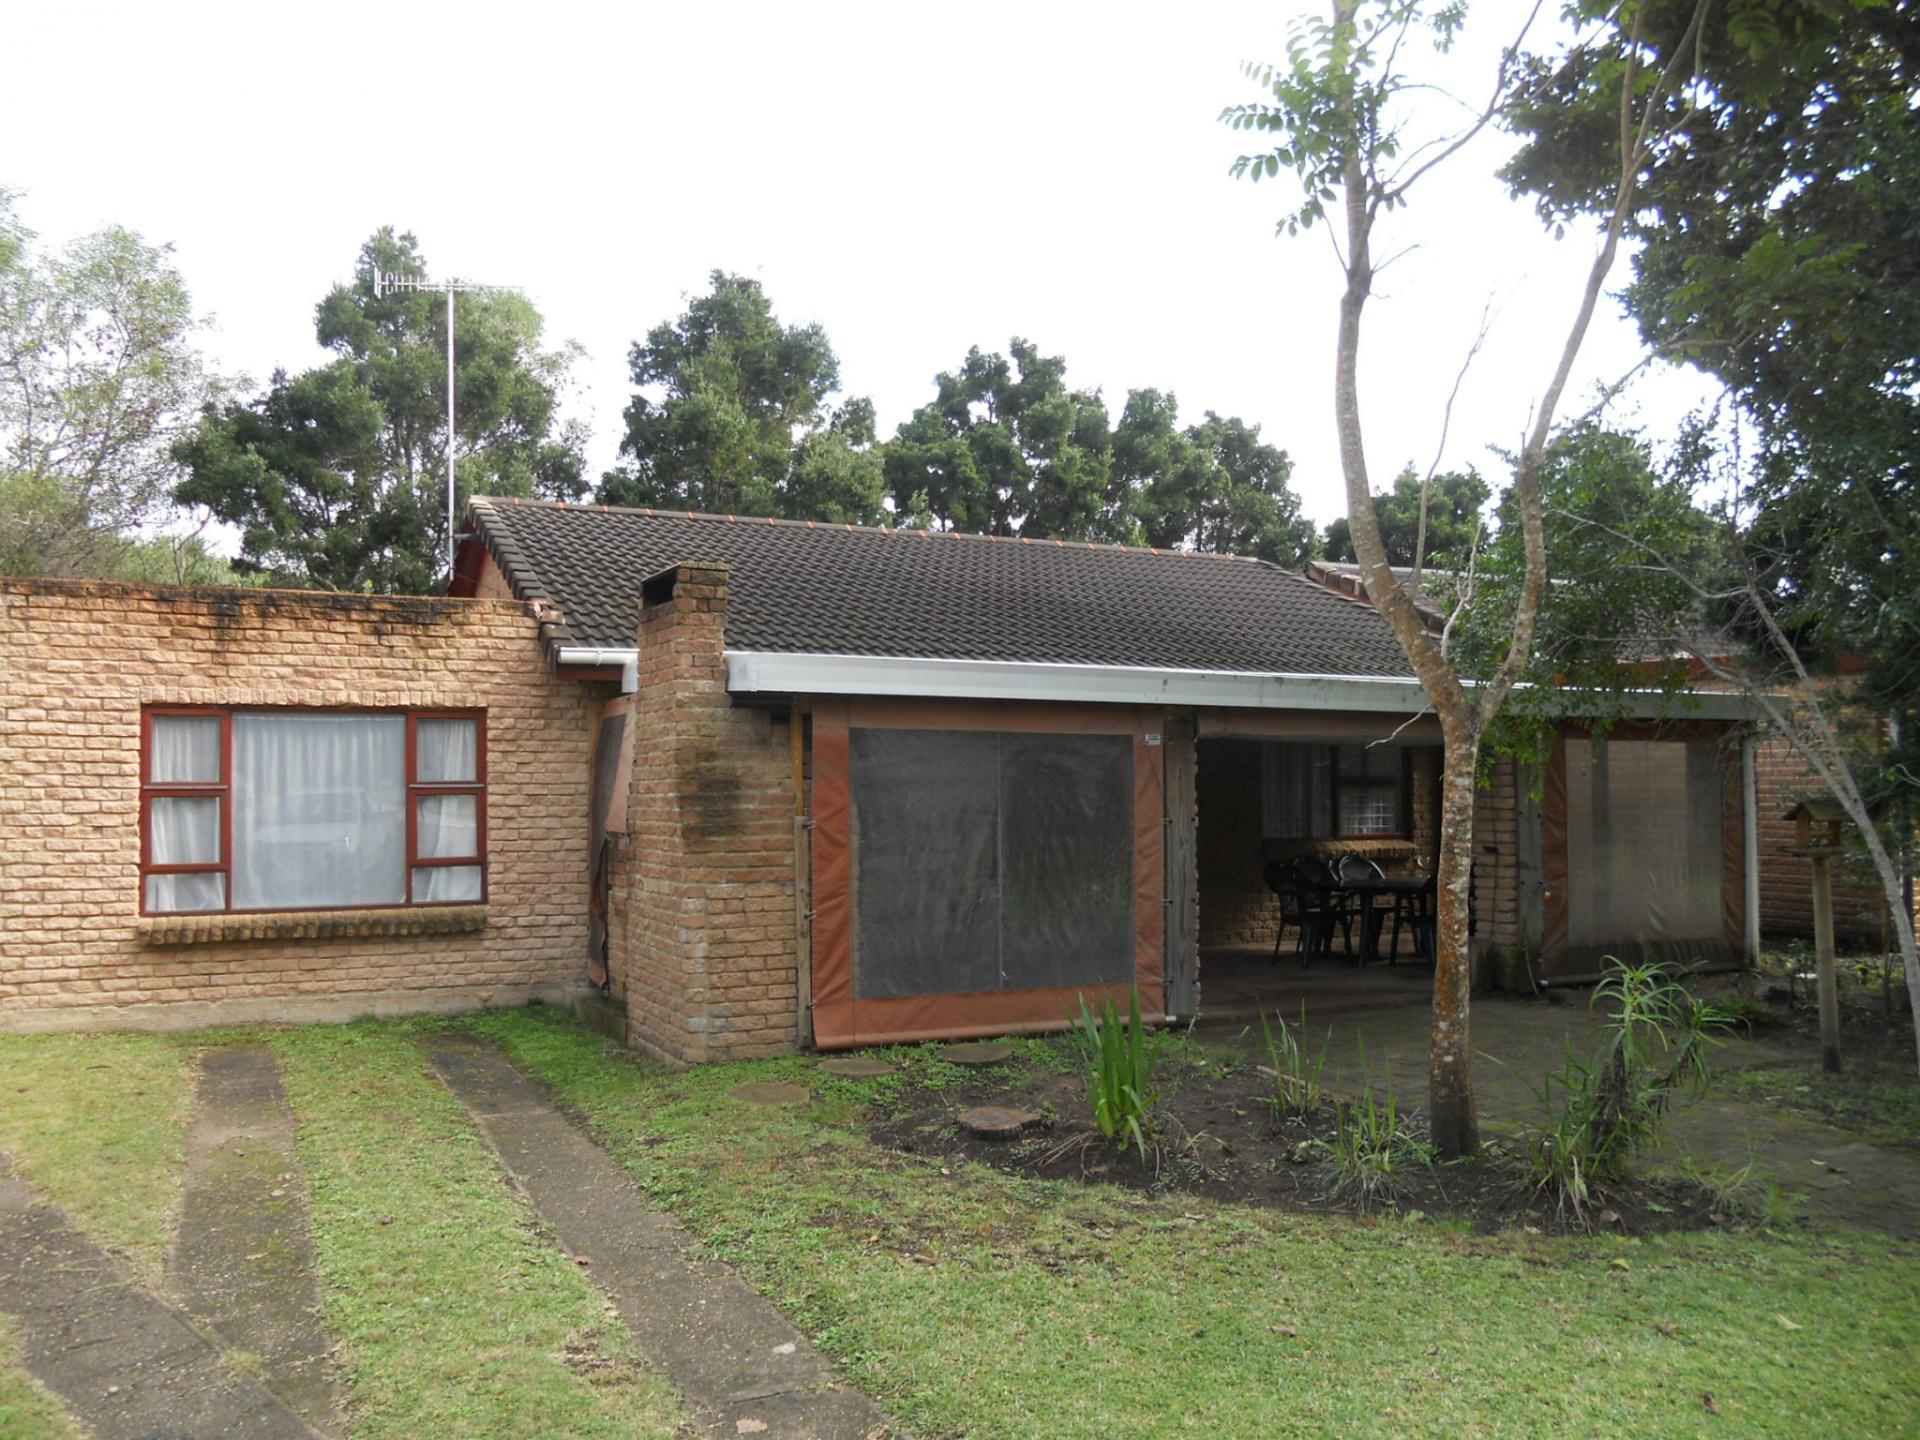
xmin=1163 ymin=717 xmax=1199 ymax=1017
xmin=790 ymin=701 xmax=812 ymax=1047
xmin=1811 ymin=852 xmax=1841 ymax=1073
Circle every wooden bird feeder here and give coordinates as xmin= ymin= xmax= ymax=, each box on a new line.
xmin=1783 ymin=797 xmax=1849 ymax=857
xmin=1780 ymin=796 xmax=1863 ymax=1073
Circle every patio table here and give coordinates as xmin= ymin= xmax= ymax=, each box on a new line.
xmin=1332 ymin=872 xmax=1435 ymax=963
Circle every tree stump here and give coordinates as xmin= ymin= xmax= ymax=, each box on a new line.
xmin=958 ymin=1105 xmax=1041 ymax=1140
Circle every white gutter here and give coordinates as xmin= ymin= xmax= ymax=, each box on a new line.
xmin=721 ymin=649 xmax=1757 ymax=723
xmin=556 ymin=646 xmax=638 ymax=694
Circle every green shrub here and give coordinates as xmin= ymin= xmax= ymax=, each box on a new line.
xmin=1707 ymin=993 xmax=1777 ymax=1033
xmin=1074 ymin=987 xmax=1160 ymax=1158
xmin=1522 ymin=960 xmax=1730 ymax=1223
xmin=1322 ymin=1081 xmax=1430 ymax=1211
xmin=1258 ymin=1007 xmax=1328 ymax=1119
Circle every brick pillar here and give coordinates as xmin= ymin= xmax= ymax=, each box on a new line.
xmin=611 ymin=563 xmax=799 ymax=1063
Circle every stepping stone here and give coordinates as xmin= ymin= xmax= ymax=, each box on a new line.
xmin=729 ymin=1081 xmax=812 ymax=1107
xmin=958 ymin=1105 xmax=1042 ymax=1140
xmin=818 ymin=1056 xmax=896 ymax=1078
xmin=942 ymin=1040 xmax=1015 ymax=1067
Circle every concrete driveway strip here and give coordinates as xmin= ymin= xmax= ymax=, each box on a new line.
xmin=0 ymin=1168 xmax=319 ymax=1440
xmin=427 ymin=1039 xmax=889 ymax=1440
xmin=170 ymin=1044 xmax=341 ymax=1430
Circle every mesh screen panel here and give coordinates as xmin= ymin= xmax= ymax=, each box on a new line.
xmin=1564 ymin=737 xmax=1724 ymax=952
xmin=849 ymin=728 xmax=1134 ymax=1000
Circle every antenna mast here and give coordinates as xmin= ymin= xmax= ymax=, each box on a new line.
xmin=371 ymin=270 xmax=524 ymax=573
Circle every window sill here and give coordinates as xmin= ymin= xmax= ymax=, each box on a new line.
xmin=138 ymin=906 xmax=488 ymax=947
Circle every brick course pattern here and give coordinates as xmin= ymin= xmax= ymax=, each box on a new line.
xmin=1751 ymin=736 xmax=1891 ymax=946
xmin=0 ymin=578 xmax=596 ymax=1029
xmin=607 ymin=565 xmax=800 ymax=1062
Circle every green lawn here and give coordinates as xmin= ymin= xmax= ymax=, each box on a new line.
xmin=474 ymin=1006 xmax=1920 ymax=1440
xmin=0 ymin=1031 xmax=195 ymax=1284
xmin=265 ymin=1023 xmax=684 ymax=1438
xmin=2 ymin=1010 xmax=1917 ymax=1439
xmin=0 ymin=1317 xmax=78 ymax=1440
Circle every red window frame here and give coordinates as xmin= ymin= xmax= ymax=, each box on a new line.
xmin=405 ymin=710 xmax=490 ymax=905
xmin=139 ymin=707 xmax=233 ymax=912
xmin=139 ymin=706 xmax=488 ymax=915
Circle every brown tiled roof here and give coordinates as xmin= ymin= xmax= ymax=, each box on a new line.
xmin=460 ymin=497 xmax=1416 ymax=678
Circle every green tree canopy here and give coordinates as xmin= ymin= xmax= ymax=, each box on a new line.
xmin=1114 ymin=395 xmax=1316 ymax=564
xmin=883 ymin=339 xmax=1115 ymax=539
xmin=174 ymin=228 xmax=585 ymax=592
xmin=1321 ymin=467 xmax=1490 ymax=568
xmin=597 ymin=271 xmax=884 ymax=524
xmin=0 ymin=190 xmax=224 ymax=577
xmin=1503 ymin=0 xmax=1918 ymax=728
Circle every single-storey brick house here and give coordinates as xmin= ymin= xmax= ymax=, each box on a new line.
xmin=0 ymin=497 xmax=1757 ymax=1055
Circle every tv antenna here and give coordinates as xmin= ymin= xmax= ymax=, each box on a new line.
xmin=371 ymin=270 xmax=524 ymax=571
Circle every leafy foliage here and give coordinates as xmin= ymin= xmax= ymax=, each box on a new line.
xmin=599 ymin=271 xmax=884 ymax=523
xmin=1121 ymin=401 xmax=1317 ymax=564
xmin=1321 ymin=466 xmax=1489 ymax=568
xmin=883 ymin=338 xmax=1115 ymax=539
xmin=1258 ymin=1007 xmax=1329 ymax=1119
xmin=1503 ymin=0 xmax=1920 ymax=826
xmin=1073 ymin=987 xmax=1160 ymax=1157
xmin=174 ymin=228 xmax=586 ymax=592
xmin=885 ymin=343 xmax=1315 ymax=562
xmin=1320 ymin=1079 xmax=1430 ymax=1212
xmin=0 ymin=191 xmax=224 ymax=576
xmin=1521 ymin=960 xmax=1731 ymax=1223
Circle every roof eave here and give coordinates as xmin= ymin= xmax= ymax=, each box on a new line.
xmin=715 ymin=649 xmax=1756 ymax=723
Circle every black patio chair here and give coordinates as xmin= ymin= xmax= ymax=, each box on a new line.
xmin=1386 ymin=872 xmax=1437 ymax=966
xmin=1291 ymin=856 xmax=1363 ymax=960
xmin=1262 ymin=861 xmax=1337 ymax=967
xmin=1335 ymin=854 xmax=1386 ymax=961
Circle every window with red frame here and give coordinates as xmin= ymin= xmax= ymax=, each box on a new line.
xmin=141 ymin=708 xmax=486 ymax=914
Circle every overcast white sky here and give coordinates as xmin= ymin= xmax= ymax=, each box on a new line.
xmin=10 ymin=0 xmax=1716 ymax=532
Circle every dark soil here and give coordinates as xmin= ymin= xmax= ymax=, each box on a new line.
xmin=868 ymin=1051 xmax=1729 ymax=1236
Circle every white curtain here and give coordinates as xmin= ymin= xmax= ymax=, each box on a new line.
xmin=414 ymin=863 xmax=483 ymax=902
xmin=147 ymin=794 xmax=223 ymax=912
xmin=151 ymin=715 xmax=221 ymax=783
xmin=416 ymin=718 xmax=477 ymax=783
xmin=232 ymin=714 xmax=406 ymax=909
xmin=415 ymin=792 xmax=481 ymax=900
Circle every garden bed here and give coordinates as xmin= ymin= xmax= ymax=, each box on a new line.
xmin=866 ymin=1041 xmax=1730 ymax=1235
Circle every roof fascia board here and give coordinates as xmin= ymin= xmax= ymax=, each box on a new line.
xmin=718 ymin=649 xmax=1754 ymax=723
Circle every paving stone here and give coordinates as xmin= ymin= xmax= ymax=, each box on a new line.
xmin=429 ymin=1040 xmax=888 ymax=1439
xmin=0 ymin=1170 xmax=317 ymax=1440
xmin=941 ymin=1041 xmax=1015 ymax=1067
xmin=171 ymin=1045 xmax=340 ymax=1432
xmin=817 ymin=1057 xmax=896 ymax=1079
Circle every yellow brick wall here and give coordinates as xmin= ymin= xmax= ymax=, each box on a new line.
xmin=0 ymin=577 xmax=596 ymax=1028
xmin=608 ymin=564 xmax=800 ymax=1062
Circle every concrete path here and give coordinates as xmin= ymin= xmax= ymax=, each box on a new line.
xmin=170 ymin=1045 xmax=340 ymax=1430
xmin=427 ymin=1039 xmax=890 ymax=1440
xmin=1216 ymin=995 xmax=1920 ymax=1236
xmin=0 ymin=1166 xmax=319 ymax=1439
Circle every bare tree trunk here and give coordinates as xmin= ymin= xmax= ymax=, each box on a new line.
xmin=1430 ymin=723 xmax=1483 ymax=1157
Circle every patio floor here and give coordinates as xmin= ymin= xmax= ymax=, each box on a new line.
xmin=1196 ymin=942 xmax=1434 ymax=1024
